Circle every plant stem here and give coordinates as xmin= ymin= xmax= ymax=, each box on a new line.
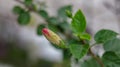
xmin=15 ymin=0 xmax=49 ymax=24
xmin=15 ymin=1 xmax=104 ymax=67
xmin=15 ymin=0 xmax=36 ymax=12
xmin=89 ymin=48 xmax=104 ymax=67
xmin=81 ymin=40 xmax=104 ymax=67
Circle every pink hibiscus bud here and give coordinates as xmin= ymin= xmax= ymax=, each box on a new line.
xmin=42 ymin=28 xmax=66 ymax=48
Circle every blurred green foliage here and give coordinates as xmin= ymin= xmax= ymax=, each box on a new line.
xmin=94 ymin=29 xmax=118 ymax=43
xmin=69 ymin=44 xmax=89 ymax=59
xmin=12 ymin=0 xmax=73 ymax=67
xmin=0 ymin=42 xmax=28 ymax=67
xmin=81 ymin=58 xmax=100 ymax=67
xmin=37 ymin=24 xmax=46 ymax=35
xmin=102 ymin=51 xmax=120 ymax=67
xmin=17 ymin=12 xmax=31 ymax=25
xmin=8 ymin=0 xmax=120 ymax=67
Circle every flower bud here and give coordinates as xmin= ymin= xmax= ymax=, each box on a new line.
xmin=42 ymin=28 xmax=66 ymax=48
xmin=66 ymin=10 xmax=72 ymax=18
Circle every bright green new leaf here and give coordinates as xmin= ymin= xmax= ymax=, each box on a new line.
xmin=38 ymin=10 xmax=48 ymax=19
xmin=17 ymin=12 xmax=31 ymax=25
xmin=69 ymin=44 xmax=89 ymax=59
xmin=58 ymin=5 xmax=72 ymax=20
xmin=104 ymin=38 xmax=120 ymax=54
xmin=71 ymin=10 xmax=86 ymax=34
xmin=94 ymin=29 xmax=118 ymax=43
xmin=13 ymin=6 xmax=25 ymax=14
xmin=37 ymin=24 xmax=46 ymax=35
xmin=80 ymin=33 xmax=91 ymax=40
xmin=102 ymin=51 xmax=120 ymax=67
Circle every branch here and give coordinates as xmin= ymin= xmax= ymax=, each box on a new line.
xmin=15 ymin=1 xmax=104 ymax=67
xmin=15 ymin=0 xmax=49 ymax=24
xmin=81 ymin=40 xmax=104 ymax=67
xmin=89 ymin=48 xmax=104 ymax=67
xmin=15 ymin=0 xmax=36 ymax=12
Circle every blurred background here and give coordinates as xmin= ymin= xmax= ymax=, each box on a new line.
xmin=0 ymin=0 xmax=120 ymax=67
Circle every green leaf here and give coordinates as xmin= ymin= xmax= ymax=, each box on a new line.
xmin=38 ymin=10 xmax=48 ymax=19
xmin=58 ymin=5 xmax=72 ymax=20
xmin=69 ymin=44 xmax=89 ymax=59
xmin=17 ymin=12 xmax=31 ymax=25
xmin=63 ymin=49 xmax=71 ymax=60
xmin=81 ymin=58 xmax=100 ymax=67
xmin=68 ymin=39 xmax=82 ymax=45
xmin=57 ymin=21 xmax=70 ymax=32
xmin=47 ymin=17 xmax=58 ymax=25
xmin=48 ymin=24 xmax=58 ymax=33
xmin=102 ymin=51 xmax=120 ymax=67
xmin=24 ymin=0 xmax=33 ymax=6
xmin=104 ymin=38 xmax=120 ymax=54
xmin=13 ymin=6 xmax=25 ymax=14
xmin=37 ymin=24 xmax=46 ymax=35
xmin=80 ymin=33 xmax=91 ymax=40
xmin=71 ymin=10 xmax=86 ymax=34
xmin=94 ymin=29 xmax=118 ymax=43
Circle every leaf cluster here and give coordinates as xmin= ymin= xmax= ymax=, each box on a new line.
xmin=12 ymin=0 xmax=120 ymax=67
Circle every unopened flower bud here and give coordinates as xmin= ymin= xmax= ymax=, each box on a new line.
xmin=42 ymin=28 xmax=66 ymax=48
xmin=66 ymin=10 xmax=72 ymax=18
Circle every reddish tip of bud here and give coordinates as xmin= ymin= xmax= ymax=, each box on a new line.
xmin=42 ymin=28 xmax=49 ymax=35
